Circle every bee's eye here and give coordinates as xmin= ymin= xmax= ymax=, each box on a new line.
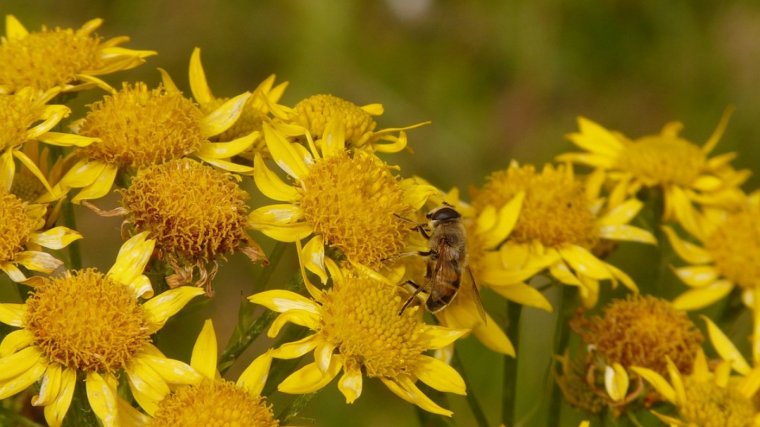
xmin=430 ymin=206 xmax=460 ymax=221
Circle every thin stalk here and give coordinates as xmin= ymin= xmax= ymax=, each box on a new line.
xmin=253 ymin=242 xmax=287 ymax=293
xmin=547 ymin=284 xmax=573 ymax=426
xmin=278 ymin=393 xmax=316 ymax=423
xmin=501 ymin=301 xmax=522 ymax=425
xmin=62 ymin=378 xmax=98 ymax=427
xmin=62 ymin=201 xmax=81 ymax=269
xmin=452 ymin=351 xmax=488 ymax=427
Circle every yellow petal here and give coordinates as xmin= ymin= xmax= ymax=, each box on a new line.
xmin=158 ymin=67 xmax=180 ymax=93
xmin=703 ymin=315 xmax=751 ymax=375
xmin=419 ymin=325 xmax=469 ymax=350
xmin=361 ymin=103 xmax=384 ymax=115
xmin=237 ymin=350 xmax=273 ymax=397
xmin=0 ymin=330 xmax=33 ymax=357
xmin=15 ymin=251 xmax=63 ymax=273
xmin=315 ymin=341 xmax=336 ymax=373
xmin=189 ymin=47 xmax=213 ymax=104
xmin=58 ymin=159 xmax=106 ymax=189
xmin=191 ymin=319 xmax=218 ymax=380
xmin=0 ymin=346 xmax=43 ymax=381
xmin=117 ymin=395 xmax=151 ymax=427
xmin=125 ymin=359 xmax=169 ymax=416
xmin=85 ymin=372 xmax=118 ymax=427
xmin=107 ymin=231 xmax=155 ymax=286
xmin=71 ymin=164 xmax=118 ymax=203
xmin=302 ymin=235 xmax=328 ymax=284
xmin=673 ymin=265 xmax=719 ymax=288
xmin=702 ymin=106 xmax=734 ymax=154
xmin=738 ymin=368 xmax=760 ymax=399
xmin=5 ymin=15 xmax=28 ymax=40
xmin=320 ymin=118 xmax=347 ymax=159
xmin=337 ymin=362 xmax=363 ymax=404
xmin=200 ymin=92 xmax=251 ymax=138
xmin=141 ymin=355 xmax=202 ymax=385
xmin=268 ymin=310 xmax=320 ymax=337
xmin=0 ymin=148 xmax=14 ymax=192
xmin=598 ymin=199 xmax=643 ymax=226
xmin=0 ymin=357 xmax=46 ymax=399
xmin=558 ymin=245 xmax=612 ymax=281
xmin=278 ymin=359 xmax=341 ymax=394
xmin=127 ymin=274 xmax=154 ymax=299
xmin=263 ymin=123 xmax=310 ymax=180
xmin=26 ymin=105 xmax=70 ymax=139
xmin=37 ymin=132 xmax=99 ymax=148
xmin=631 ymin=367 xmax=675 ymax=403
xmin=666 ymin=357 xmax=686 ymax=405
xmin=271 ymin=334 xmax=318 ymax=359
xmin=196 ymin=156 xmax=253 ymax=174
xmin=598 ymin=224 xmax=656 ymax=244
xmin=571 ymin=117 xmax=624 ymax=156
xmin=481 ymin=192 xmax=524 ymax=249
xmin=605 ymin=262 xmax=639 ymax=293
xmin=14 ymin=150 xmax=53 ymax=194
xmin=248 ymin=290 xmax=320 ymax=314
xmin=414 ymin=355 xmax=466 ymax=395
xmin=0 ymin=303 xmax=26 ymax=327
xmin=673 ymin=281 xmax=733 ymax=311
xmin=489 ymin=283 xmax=553 ymax=312
xmin=196 ymin=131 xmax=258 ymax=159
xmin=383 ymin=376 xmax=453 ymax=417
xmin=253 ymin=153 xmax=299 ymax=202
xmin=604 ymin=363 xmax=629 ymax=402
xmin=143 ymin=287 xmax=205 ymax=330
xmin=661 ymin=226 xmax=713 ymax=264
xmin=33 ymin=364 xmax=62 ymax=407
xmin=249 ymin=204 xmax=304 ymax=226
xmin=29 ymin=227 xmax=82 ymax=249
xmin=43 ymin=368 xmax=76 ymax=427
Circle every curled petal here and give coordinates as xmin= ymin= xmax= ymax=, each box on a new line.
xmin=237 ymin=350 xmax=273 ymax=397
xmin=248 ymin=290 xmax=320 ymax=315
xmin=337 ymin=363 xmax=363 ymax=404
xmin=200 ymin=92 xmax=251 ymax=137
xmin=85 ymin=372 xmax=118 ymax=427
xmin=43 ymin=368 xmax=76 ymax=427
xmin=29 ymin=227 xmax=82 ymax=249
xmin=278 ymin=359 xmax=342 ymax=394
xmin=143 ymin=287 xmax=205 ymax=331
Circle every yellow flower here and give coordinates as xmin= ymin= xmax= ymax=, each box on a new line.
xmin=664 ymin=192 xmax=760 ymax=312
xmin=471 ymin=162 xmax=655 ymax=307
xmin=276 ymin=93 xmax=429 ymax=153
xmin=117 ymin=158 xmax=266 ymax=292
xmin=559 ymin=112 xmax=749 ymax=231
xmin=0 ymin=15 xmax=155 ymax=93
xmin=248 ymin=263 xmax=468 ymax=416
xmin=187 ymin=47 xmax=289 ymax=145
xmin=145 ymin=320 xmax=279 ymax=426
xmin=48 ymin=80 xmax=257 ymax=203
xmin=0 ymin=87 xmax=98 ymax=193
xmin=0 ymin=232 xmax=205 ymax=427
xmin=249 ymin=120 xmax=435 ymax=283
xmin=0 ymin=190 xmax=81 ymax=283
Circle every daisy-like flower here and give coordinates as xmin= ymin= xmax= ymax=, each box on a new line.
xmin=558 ymin=112 xmax=750 ymax=231
xmin=0 ymin=190 xmax=81 ymax=282
xmin=112 ymin=158 xmax=266 ymax=292
xmin=47 ymin=80 xmax=256 ymax=203
xmin=249 ymin=263 xmax=468 ymax=416
xmin=664 ymin=192 xmax=760 ymax=312
xmin=470 ymin=162 xmax=656 ymax=307
xmin=275 ymin=93 xmax=428 ymax=153
xmin=144 ymin=319 xmax=280 ymax=426
xmin=0 ymin=15 xmax=155 ymax=94
xmin=0 ymin=87 xmax=98 ymax=193
xmin=249 ymin=120 xmax=435 ymax=282
xmin=187 ymin=47 xmax=289 ymax=146
xmin=0 ymin=232 xmax=205 ymax=427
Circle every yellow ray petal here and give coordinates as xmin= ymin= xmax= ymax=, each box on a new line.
xmin=85 ymin=372 xmax=118 ymax=427
xmin=0 ymin=330 xmax=32 ymax=357
xmin=157 ymin=67 xmax=180 ymax=93
xmin=37 ymin=132 xmax=100 ymax=147
xmin=703 ymin=315 xmax=751 ymax=375
xmin=249 ymin=204 xmax=304 ymax=226
xmin=604 ymin=363 xmax=629 ymax=402
xmin=263 ymin=123 xmax=310 ymax=180
xmin=0 ymin=148 xmax=15 ymax=192
xmin=14 ymin=150 xmax=53 ymax=194
xmin=58 ymin=159 xmax=107 ymax=189
xmin=481 ymin=192 xmax=524 ymax=249
xmin=338 ymin=362 xmax=363 ymax=404
xmin=489 ymin=283 xmax=553 ymax=312
xmin=673 ymin=280 xmax=733 ymax=311
xmin=598 ymin=199 xmax=644 ymax=226
xmin=571 ymin=117 xmax=624 ymax=156
xmin=558 ymin=245 xmax=612 ymax=281
xmin=315 ymin=341 xmax=336 ymax=373
xmin=702 ymin=106 xmax=734 ymax=154
xmin=248 ymin=290 xmax=321 ymax=315
xmin=191 ymin=319 xmax=218 ymax=380
xmin=196 ymin=131 xmax=258 ymax=159
xmin=5 ymin=15 xmax=28 ymax=39
xmin=117 ymin=395 xmax=151 ymax=427
xmin=71 ymin=164 xmax=118 ymax=203
xmin=200 ymin=92 xmax=251 ymax=138
xmin=631 ymin=367 xmax=675 ymax=403
xmin=127 ymin=274 xmax=154 ymax=299
xmin=661 ymin=226 xmax=713 ymax=264
xmin=302 ymin=235 xmax=328 ymax=284
xmin=419 ymin=325 xmax=469 ymax=350
xmin=43 ymin=368 xmax=75 ymax=427
xmin=268 ymin=310 xmax=320 ymax=337
xmin=320 ymin=118 xmax=347 ymax=159
xmin=237 ymin=350 xmax=273 ymax=397
xmin=125 ymin=359 xmax=169 ymax=416
xmin=673 ymin=265 xmax=719 ymax=288
xmin=738 ymin=368 xmax=760 ymax=399
xmin=141 ymin=355 xmax=202 ymax=385
xmin=414 ymin=355 xmax=466 ymax=395
xmin=0 ymin=303 xmax=26 ymax=327
xmin=384 ymin=376 xmax=453 ymax=417
xmin=665 ymin=358 xmax=686 ymax=405
xmin=107 ymin=231 xmax=155 ymax=286
xmin=196 ymin=156 xmax=253 ymax=174
xmin=26 ymin=106 xmax=70 ymax=139
xmin=0 ymin=346 xmax=43 ymax=381
xmin=0 ymin=357 xmax=46 ymax=399
xmin=278 ymin=359 xmax=342 ymax=394
xmin=29 ymin=227 xmax=82 ymax=250
xmin=189 ymin=47 xmax=213 ymax=104
xmin=253 ymin=153 xmax=299 ymax=202
xmin=599 ymin=224 xmax=656 ymax=244
xmin=33 ymin=363 xmax=62 ymax=407
xmin=15 ymin=251 xmax=63 ymax=273
xmin=271 ymin=334 xmax=318 ymax=359
xmin=605 ymin=262 xmax=639 ymax=293
xmin=143 ymin=287 xmax=205 ymax=331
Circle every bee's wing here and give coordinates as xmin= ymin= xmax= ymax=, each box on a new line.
xmin=467 ymin=267 xmax=487 ymax=324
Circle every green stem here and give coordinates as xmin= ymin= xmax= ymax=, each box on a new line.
xmin=501 ymin=301 xmax=522 ymax=425
xmin=547 ymin=284 xmax=573 ymax=426
xmin=452 ymin=351 xmax=488 ymax=427
xmin=62 ymin=201 xmax=81 ymax=269
xmin=253 ymin=242 xmax=288 ymax=293
xmin=62 ymin=378 xmax=98 ymax=427
xmin=278 ymin=393 xmax=316 ymax=423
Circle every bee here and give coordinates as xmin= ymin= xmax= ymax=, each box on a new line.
xmin=398 ymin=205 xmax=486 ymax=320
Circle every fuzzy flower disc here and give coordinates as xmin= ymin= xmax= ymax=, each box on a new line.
xmin=121 ymin=159 xmax=249 ymax=262
xmin=473 ymin=164 xmax=598 ymax=248
xmin=295 ymin=94 xmax=377 ymax=144
xmin=149 ymin=380 xmax=279 ymax=427
xmin=0 ymin=192 xmax=38 ymax=262
xmin=703 ymin=208 xmax=760 ymax=290
xmin=80 ymin=83 xmax=205 ymax=167
xmin=0 ymin=91 xmax=45 ymax=150
xmin=320 ymin=275 xmax=425 ymax=378
xmin=24 ymin=268 xmax=151 ymax=372
xmin=679 ymin=379 xmax=755 ymax=427
xmin=299 ymin=150 xmax=411 ymax=266
xmin=617 ymin=135 xmax=706 ymax=186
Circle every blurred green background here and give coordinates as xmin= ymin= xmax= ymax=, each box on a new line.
xmin=3 ymin=1 xmax=760 ymax=426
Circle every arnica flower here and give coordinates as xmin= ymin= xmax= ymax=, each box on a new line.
xmin=664 ymin=192 xmax=760 ymax=313
xmin=0 ymin=190 xmax=81 ymax=283
xmin=0 ymin=233 xmax=205 ymax=427
xmin=470 ymin=162 xmax=656 ymax=307
xmin=276 ymin=93 xmax=428 ymax=153
xmin=145 ymin=320 xmax=279 ymax=426
xmin=117 ymin=158 xmax=266 ymax=292
xmin=558 ymin=112 xmax=750 ymax=232
xmin=249 ymin=120 xmax=435 ymax=282
xmin=187 ymin=47 xmax=289 ymax=146
xmin=48 ymin=80 xmax=256 ymax=203
xmin=569 ymin=295 xmax=703 ymax=405
xmin=249 ymin=263 xmax=468 ymax=416
xmin=0 ymin=87 xmax=98 ymax=193
xmin=0 ymin=15 xmax=156 ymax=94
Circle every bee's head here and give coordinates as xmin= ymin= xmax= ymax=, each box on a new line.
xmin=426 ymin=205 xmax=461 ymax=223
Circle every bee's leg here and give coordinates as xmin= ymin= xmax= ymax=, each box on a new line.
xmin=399 ymin=283 xmax=424 ymax=315
xmin=381 ymin=250 xmax=435 ymax=263
xmin=393 ymin=214 xmax=431 ymax=239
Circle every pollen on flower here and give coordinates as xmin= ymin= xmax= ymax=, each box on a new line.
xmin=0 ymin=25 xmax=101 ymax=91
xmin=616 ymin=135 xmax=706 ymax=186
xmin=121 ymin=159 xmax=250 ymax=263
xmin=320 ymin=274 xmax=425 ymax=378
xmin=0 ymin=91 xmax=46 ymax=150
xmin=571 ymin=295 xmax=703 ymax=375
xmin=679 ymin=379 xmax=755 ymax=427
xmin=294 ymin=94 xmax=377 ymax=144
xmin=300 ymin=150 xmax=412 ymax=266
xmin=0 ymin=192 xmax=39 ymax=262
xmin=703 ymin=207 xmax=760 ymax=289
xmin=149 ymin=380 xmax=279 ymax=427
xmin=472 ymin=163 xmax=598 ymax=248
xmin=80 ymin=83 xmax=205 ymax=167
xmin=24 ymin=268 xmax=151 ymax=372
